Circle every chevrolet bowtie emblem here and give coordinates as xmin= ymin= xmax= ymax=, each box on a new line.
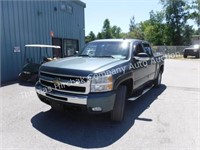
xmin=53 ymin=78 xmax=61 ymax=86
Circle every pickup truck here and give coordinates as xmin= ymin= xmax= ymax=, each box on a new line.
xmin=35 ymin=39 xmax=165 ymax=122
xmin=183 ymin=44 xmax=200 ymax=58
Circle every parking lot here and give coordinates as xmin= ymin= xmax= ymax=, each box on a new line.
xmin=1 ymin=59 xmax=199 ymax=150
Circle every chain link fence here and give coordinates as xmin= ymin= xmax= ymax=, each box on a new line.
xmin=152 ymin=46 xmax=188 ymax=58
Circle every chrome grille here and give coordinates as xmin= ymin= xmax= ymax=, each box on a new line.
xmin=40 ymin=72 xmax=88 ymax=82
xmin=185 ymin=49 xmax=193 ymax=52
xmin=39 ymin=71 xmax=90 ymax=94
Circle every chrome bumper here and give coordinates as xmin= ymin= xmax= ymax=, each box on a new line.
xmin=35 ymin=83 xmax=87 ymax=105
xmin=35 ymin=81 xmax=116 ymax=113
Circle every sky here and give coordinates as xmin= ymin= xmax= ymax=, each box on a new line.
xmin=82 ymin=0 xmax=164 ymax=35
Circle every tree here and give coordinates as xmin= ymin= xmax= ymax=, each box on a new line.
xmin=129 ymin=16 xmax=136 ymax=32
xmin=111 ymin=25 xmax=122 ymax=38
xmin=190 ymin=0 xmax=200 ymax=27
xmin=97 ymin=32 xmax=103 ymax=39
xmin=139 ymin=11 xmax=167 ymax=45
xmin=149 ymin=10 xmax=165 ymax=24
xmin=195 ymin=28 xmax=200 ymax=34
xmin=126 ymin=27 xmax=144 ymax=40
xmin=161 ymin=0 xmax=190 ymax=45
xmin=102 ymin=19 xmax=112 ymax=39
xmin=127 ymin=16 xmax=144 ymax=40
xmin=85 ymin=31 xmax=96 ymax=43
xmin=182 ymin=25 xmax=193 ymax=45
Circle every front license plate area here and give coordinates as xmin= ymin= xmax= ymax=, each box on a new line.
xmin=51 ymin=101 xmax=64 ymax=111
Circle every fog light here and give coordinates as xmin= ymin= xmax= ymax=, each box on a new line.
xmin=92 ymin=107 xmax=102 ymax=112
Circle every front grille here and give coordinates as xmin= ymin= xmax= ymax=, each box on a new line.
xmin=185 ymin=49 xmax=193 ymax=52
xmin=40 ymin=79 xmax=86 ymax=93
xmin=39 ymin=71 xmax=89 ymax=94
xmin=40 ymin=72 xmax=88 ymax=82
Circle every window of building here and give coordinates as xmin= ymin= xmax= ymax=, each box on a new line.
xmin=63 ymin=39 xmax=79 ymax=57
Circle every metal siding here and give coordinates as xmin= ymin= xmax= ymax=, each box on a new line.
xmin=12 ymin=1 xmax=20 ymax=75
xmin=18 ymin=1 xmax=27 ymax=65
xmin=1 ymin=1 xmax=13 ymax=82
xmin=52 ymin=1 xmax=59 ymax=38
xmin=1 ymin=0 xmax=85 ymax=83
xmin=1 ymin=1 xmax=6 ymax=82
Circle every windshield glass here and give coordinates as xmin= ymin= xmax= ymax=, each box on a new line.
xmin=79 ymin=41 xmax=130 ymax=59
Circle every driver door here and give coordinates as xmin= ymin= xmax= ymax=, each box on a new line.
xmin=132 ymin=42 xmax=149 ymax=89
xmin=142 ymin=43 xmax=156 ymax=81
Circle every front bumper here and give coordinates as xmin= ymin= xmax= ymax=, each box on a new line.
xmin=35 ymin=81 xmax=116 ymax=113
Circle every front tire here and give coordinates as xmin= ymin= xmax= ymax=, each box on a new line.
xmin=111 ymin=85 xmax=127 ymax=122
xmin=154 ymin=71 xmax=162 ymax=88
xmin=183 ymin=54 xmax=187 ymax=58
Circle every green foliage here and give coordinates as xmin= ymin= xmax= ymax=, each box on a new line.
xmin=189 ymin=0 xmax=200 ymax=27
xmin=129 ymin=16 xmax=136 ymax=32
xmin=195 ymin=28 xmax=200 ymax=34
xmin=97 ymin=32 xmax=103 ymax=39
xmin=97 ymin=19 xmax=122 ymax=39
xmin=126 ymin=29 xmax=144 ymax=40
xmin=140 ymin=11 xmax=167 ymax=45
xmin=111 ymin=25 xmax=122 ymax=38
xmin=85 ymin=31 xmax=96 ymax=43
xmin=102 ymin=19 xmax=112 ymax=39
xmin=149 ymin=10 xmax=165 ymax=23
xmin=127 ymin=15 xmax=144 ymax=39
xmin=119 ymin=32 xmax=128 ymax=39
xmin=182 ymin=25 xmax=193 ymax=45
xmin=165 ymin=0 xmax=189 ymax=45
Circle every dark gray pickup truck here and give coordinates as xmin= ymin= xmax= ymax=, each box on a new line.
xmin=35 ymin=39 xmax=165 ymax=121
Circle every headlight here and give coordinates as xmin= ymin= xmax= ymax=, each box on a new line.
xmin=194 ymin=49 xmax=198 ymax=52
xmin=194 ymin=45 xmax=200 ymax=49
xmin=90 ymin=75 xmax=113 ymax=92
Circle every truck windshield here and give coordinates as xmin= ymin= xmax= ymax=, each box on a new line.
xmin=189 ymin=44 xmax=200 ymax=49
xmin=79 ymin=41 xmax=130 ymax=59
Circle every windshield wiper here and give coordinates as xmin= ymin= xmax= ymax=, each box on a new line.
xmin=78 ymin=54 xmax=90 ymax=57
xmin=78 ymin=55 xmax=115 ymax=58
xmin=95 ymin=55 xmax=115 ymax=58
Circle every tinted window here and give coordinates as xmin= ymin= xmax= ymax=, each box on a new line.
xmin=143 ymin=43 xmax=153 ymax=56
xmin=133 ymin=43 xmax=145 ymax=56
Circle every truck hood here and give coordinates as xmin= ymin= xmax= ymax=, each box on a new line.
xmin=41 ymin=56 xmax=128 ymax=75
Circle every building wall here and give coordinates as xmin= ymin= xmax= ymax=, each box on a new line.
xmin=1 ymin=0 xmax=86 ymax=83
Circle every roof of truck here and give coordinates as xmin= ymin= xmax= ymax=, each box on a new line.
xmin=92 ymin=39 xmax=146 ymax=43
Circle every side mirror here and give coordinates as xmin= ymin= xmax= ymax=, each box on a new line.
xmin=133 ymin=53 xmax=149 ymax=62
xmin=136 ymin=52 xmax=149 ymax=57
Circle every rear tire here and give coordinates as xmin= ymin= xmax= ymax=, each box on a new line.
xmin=154 ymin=71 xmax=162 ymax=88
xmin=111 ymin=85 xmax=127 ymax=122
